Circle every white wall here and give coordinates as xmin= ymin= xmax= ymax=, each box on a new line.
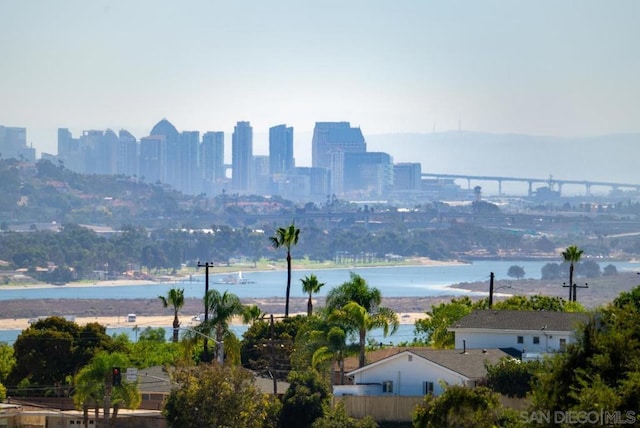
xmin=454 ymin=330 xmax=574 ymax=353
xmin=349 ymin=353 xmax=467 ymax=397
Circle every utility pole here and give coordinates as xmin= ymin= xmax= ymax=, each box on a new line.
xmin=563 ymin=281 xmax=588 ymax=303
xmin=563 ymin=282 xmax=571 ymax=301
xmin=574 ymin=283 xmax=588 ymax=302
xmin=197 ymin=261 xmax=214 ymax=361
xmin=488 ymin=272 xmax=495 ymax=308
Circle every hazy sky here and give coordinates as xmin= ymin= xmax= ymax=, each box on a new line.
xmin=1 ymin=1 xmax=639 ymax=161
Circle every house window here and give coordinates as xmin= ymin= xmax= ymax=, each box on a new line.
xmin=408 ymin=354 xmax=413 ymax=362
xmin=559 ymin=338 xmax=567 ymax=351
xmin=423 ymin=381 xmax=434 ymax=395
xmin=517 ymin=336 xmax=524 ymax=344
xmin=533 ymin=336 xmax=540 ymax=345
xmin=382 ymin=380 xmax=393 ymax=393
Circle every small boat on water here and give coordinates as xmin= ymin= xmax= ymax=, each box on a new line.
xmin=218 ymin=271 xmax=254 ymax=285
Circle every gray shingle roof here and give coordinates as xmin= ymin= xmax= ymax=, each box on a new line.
xmin=410 ymin=348 xmax=512 ymax=379
xmin=449 ymin=310 xmax=589 ymax=332
xmin=347 ymin=348 xmax=515 ymax=380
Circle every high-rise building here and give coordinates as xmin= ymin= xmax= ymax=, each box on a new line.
xmin=57 ymin=128 xmax=74 ymax=155
xmin=291 ymin=167 xmax=330 ymax=200
xmin=0 ymin=126 xmax=35 ymax=162
xmin=231 ymin=121 xmax=253 ymax=192
xmin=57 ymin=128 xmax=82 ymax=172
xmin=253 ymin=155 xmax=271 ymax=195
xmin=139 ymin=135 xmax=166 ymax=184
xmin=117 ymin=130 xmax=138 ymax=177
xmin=150 ymin=118 xmax=179 ymax=189
xmin=393 ymin=163 xmax=422 ymax=191
xmin=201 ymin=131 xmax=225 ymax=182
xmin=269 ymin=124 xmax=294 ymax=175
xmin=311 ymin=122 xmax=366 ymax=170
xmin=80 ymin=130 xmax=107 ymax=175
xmin=343 ymin=152 xmax=394 ymax=197
xmin=97 ymin=129 xmax=119 ymax=175
xmin=179 ymin=131 xmax=200 ymax=194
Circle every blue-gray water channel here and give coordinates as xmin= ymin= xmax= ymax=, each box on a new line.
xmin=1 ymin=260 xmax=638 ymax=344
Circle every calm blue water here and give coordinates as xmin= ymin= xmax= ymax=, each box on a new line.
xmin=6 ymin=259 xmax=633 ymax=301
xmin=1 ymin=260 xmax=638 ymax=345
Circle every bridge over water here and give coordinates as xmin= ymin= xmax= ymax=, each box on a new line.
xmin=422 ymin=173 xmax=640 ymax=197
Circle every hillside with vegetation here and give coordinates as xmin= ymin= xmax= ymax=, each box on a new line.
xmin=1 ymin=158 xmax=640 ymax=285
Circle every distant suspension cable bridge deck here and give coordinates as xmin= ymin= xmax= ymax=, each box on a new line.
xmin=421 ymin=173 xmax=640 ymax=197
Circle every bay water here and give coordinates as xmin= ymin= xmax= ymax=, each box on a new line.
xmin=1 ymin=260 xmax=638 ymax=344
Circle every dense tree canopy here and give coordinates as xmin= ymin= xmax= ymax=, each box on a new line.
xmin=483 ymin=357 xmax=543 ymax=398
xmin=74 ymin=351 xmax=141 ymax=425
xmin=492 ymin=295 xmax=585 ymax=312
xmin=507 ymin=265 xmax=525 ymax=280
xmin=8 ymin=317 xmax=117 ymax=394
xmin=279 ymin=369 xmax=331 ymax=428
xmin=530 ymin=285 xmax=640 ymax=424
xmin=413 ymin=385 xmax=518 ymax=428
xmin=163 ymin=364 xmax=280 ymax=428
xmin=414 ymin=296 xmax=481 ymax=349
xmin=241 ymin=315 xmax=307 ymax=381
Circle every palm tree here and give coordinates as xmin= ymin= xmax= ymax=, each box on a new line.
xmin=301 ymin=274 xmax=325 ymax=317
xmin=158 ymin=287 xmax=185 ymax=342
xmin=242 ymin=304 xmax=264 ymax=324
xmin=73 ymin=351 xmax=141 ymax=428
xmin=326 ymin=272 xmax=382 ymax=313
xmin=562 ymin=245 xmax=584 ymax=302
xmin=311 ymin=325 xmax=357 ymax=385
xmin=200 ymin=289 xmax=246 ymax=362
xmin=330 ymin=301 xmax=399 ymax=368
xmin=269 ymin=223 xmax=300 ymax=317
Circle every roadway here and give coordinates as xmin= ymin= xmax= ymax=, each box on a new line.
xmin=422 ymin=173 xmax=640 ymax=196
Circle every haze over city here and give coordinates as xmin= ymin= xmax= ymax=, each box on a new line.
xmin=1 ymin=1 xmax=639 ymax=189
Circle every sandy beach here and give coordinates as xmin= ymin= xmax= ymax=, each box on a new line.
xmin=0 ymin=312 xmax=427 ymax=331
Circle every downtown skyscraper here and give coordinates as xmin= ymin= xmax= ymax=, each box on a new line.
xmin=231 ymin=121 xmax=253 ymax=192
xmin=311 ymin=122 xmax=366 ymax=170
xmin=311 ymin=122 xmax=366 ymax=195
xmin=269 ymin=124 xmax=294 ymax=175
xmin=201 ymin=131 xmax=225 ymax=182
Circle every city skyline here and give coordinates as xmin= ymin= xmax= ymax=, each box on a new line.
xmin=1 ymin=1 xmax=638 ymax=160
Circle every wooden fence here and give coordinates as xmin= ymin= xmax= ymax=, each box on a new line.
xmin=334 ymin=394 xmax=529 ymax=422
xmin=334 ymin=395 xmax=424 ymax=422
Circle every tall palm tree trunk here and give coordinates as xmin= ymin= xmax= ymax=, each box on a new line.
xmin=285 ymin=252 xmax=292 ymax=317
xmin=172 ymin=313 xmax=180 ymax=342
xmin=569 ymin=264 xmax=575 ymax=302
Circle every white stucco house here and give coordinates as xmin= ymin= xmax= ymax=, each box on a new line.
xmin=334 ymin=348 xmax=513 ymax=397
xmin=448 ymin=310 xmax=589 ymax=361
xmin=332 ymin=310 xmax=589 ymax=398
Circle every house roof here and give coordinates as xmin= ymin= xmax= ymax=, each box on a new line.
xmin=449 ymin=310 xmax=589 ymax=332
xmin=137 ymin=366 xmax=289 ymax=395
xmin=341 ymin=346 xmax=428 ymax=373
xmin=347 ymin=348 xmax=514 ymax=380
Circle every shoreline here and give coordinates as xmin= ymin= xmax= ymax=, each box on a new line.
xmin=0 ymin=257 xmax=465 ymax=290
